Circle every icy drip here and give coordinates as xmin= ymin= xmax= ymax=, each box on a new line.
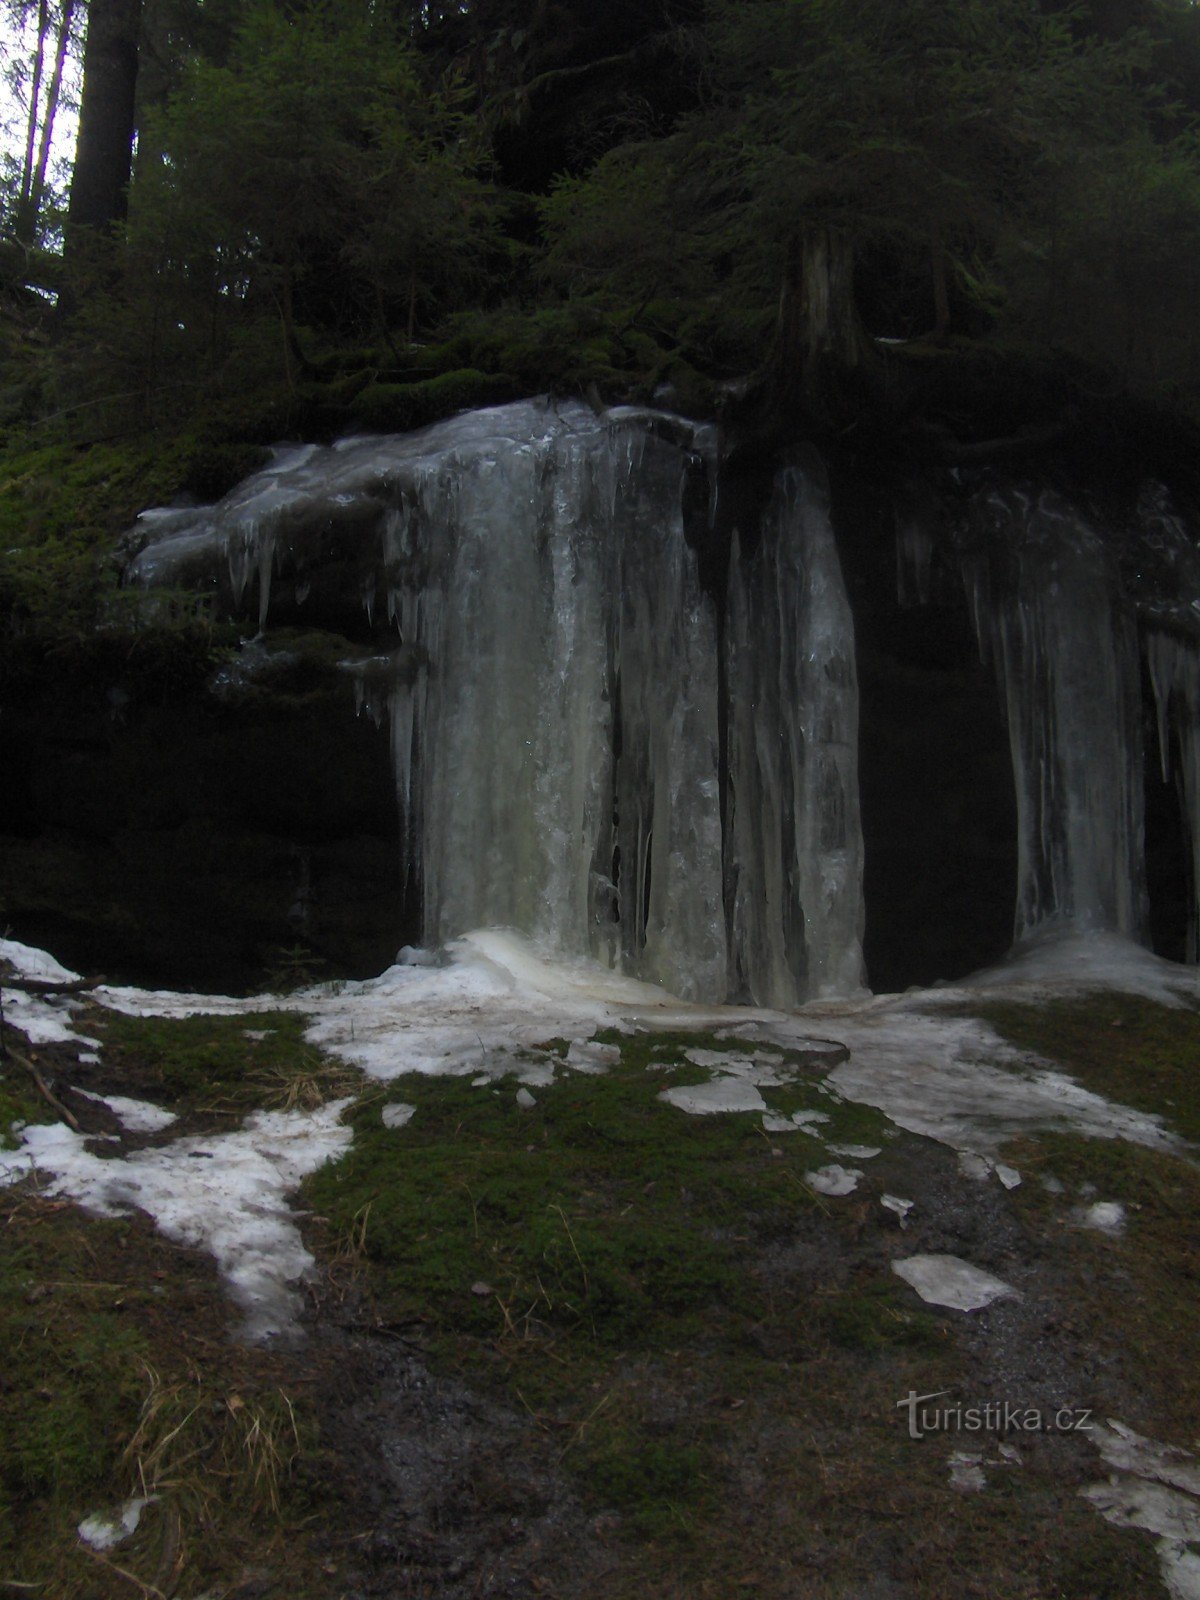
xmin=963 ymin=486 xmax=1145 ymax=942
xmin=724 ymin=464 xmax=865 ymax=1004
xmin=606 ymin=426 xmax=726 ymax=999
xmin=382 ymin=415 xmax=726 ymax=1000
xmin=1146 ymin=631 xmax=1200 ymax=959
xmin=896 ymin=515 xmax=934 ymax=608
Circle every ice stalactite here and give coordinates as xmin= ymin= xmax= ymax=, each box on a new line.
xmin=961 ymin=486 xmax=1146 ymax=944
xmin=125 ymin=400 xmax=866 ymax=1006
xmin=725 ymin=460 xmax=865 ymax=1002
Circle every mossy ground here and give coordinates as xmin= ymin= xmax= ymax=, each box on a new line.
xmin=0 ymin=992 xmax=1193 ymax=1596
xmin=980 ymin=993 xmax=1200 ymax=1454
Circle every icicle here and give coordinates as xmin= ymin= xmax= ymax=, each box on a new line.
xmin=126 ymin=400 xmax=867 ymax=1004
xmin=961 ymin=486 xmax=1146 ymax=944
xmin=724 ymin=462 xmax=865 ymax=1004
xmin=895 ymin=516 xmax=934 ymax=608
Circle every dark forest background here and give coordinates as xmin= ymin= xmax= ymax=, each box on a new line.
xmin=3 ymin=0 xmax=1200 ymax=670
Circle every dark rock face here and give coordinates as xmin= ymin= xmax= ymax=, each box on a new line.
xmin=0 ymin=656 xmax=406 ymax=991
xmin=830 ymin=469 xmax=1018 ymax=992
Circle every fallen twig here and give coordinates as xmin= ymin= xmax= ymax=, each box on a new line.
xmin=77 ymin=1544 xmax=167 ymax=1600
xmin=5 ymin=1045 xmax=82 ymax=1132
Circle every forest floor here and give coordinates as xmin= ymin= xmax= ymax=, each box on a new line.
xmin=1 ymin=940 xmax=1199 ymax=1600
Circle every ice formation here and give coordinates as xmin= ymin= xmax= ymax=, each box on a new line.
xmin=891 ymin=1254 xmax=1019 ymax=1312
xmin=893 ymin=474 xmax=1200 ymax=963
xmin=125 ymin=401 xmax=865 ymax=1006
xmin=960 ymin=485 xmax=1145 ymax=943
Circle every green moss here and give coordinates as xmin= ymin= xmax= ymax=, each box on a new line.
xmin=577 ymin=1426 xmax=709 ymax=1539
xmin=0 ymin=1067 xmax=52 ymax=1150
xmin=978 ymin=992 xmax=1200 ymax=1142
xmin=348 ymin=368 xmax=517 ymax=432
xmin=0 ymin=1212 xmax=150 ymax=1533
xmin=94 ymin=1008 xmax=324 ymax=1114
xmin=816 ymin=1280 xmax=945 ymax=1353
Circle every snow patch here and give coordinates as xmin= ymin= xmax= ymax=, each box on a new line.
xmin=891 ymin=1255 xmax=1019 ymax=1312
xmin=78 ymin=1496 xmax=157 ymax=1551
xmin=0 ymin=1102 xmax=353 ymax=1340
xmin=805 ymin=1164 xmax=862 ymax=1197
xmin=73 ymin=1090 xmax=177 ymax=1134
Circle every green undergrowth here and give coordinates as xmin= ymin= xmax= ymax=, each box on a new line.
xmin=0 ymin=1060 xmax=54 ymax=1149
xmin=979 ymin=991 xmax=1200 ymax=1143
xmin=1003 ymin=1126 xmax=1200 ymax=1444
xmin=303 ymin=1030 xmax=957 ymax=1559
xmin=0 ymin=1192 xmax=328 ymax=1598
xmin=92 ymin=1007 xmax=360 ymax=1119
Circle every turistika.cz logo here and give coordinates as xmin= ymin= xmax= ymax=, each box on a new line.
xmin=896 ymin=1390 xmax=1094 ymax=1441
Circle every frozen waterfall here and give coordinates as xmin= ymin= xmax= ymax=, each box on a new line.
xmin=960 ymin=484 xmax=1147 ymax=943
xmin=127 ymin=401 xmax=865 ymax=1005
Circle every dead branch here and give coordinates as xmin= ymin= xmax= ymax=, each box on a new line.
xmin=4 ymin=1045 xmax=82 ymax=1132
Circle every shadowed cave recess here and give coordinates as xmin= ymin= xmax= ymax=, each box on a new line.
xmin=3 ymin=398 xmax=1198 ymax=1001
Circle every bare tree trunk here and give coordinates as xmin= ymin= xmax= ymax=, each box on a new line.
xmin=775 ymin=225 xmax=876 ymax=416
xmin=26 ymin=0 xmax=78 ymax=239
xmin=65 ymin=0 xmax=144 ymax=240
xmin=18 ymin=0 xmax=51 ymax=227
xmin=930 ymin=221 xmax=950 ymax=340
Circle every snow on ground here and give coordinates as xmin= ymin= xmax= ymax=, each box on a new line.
xmin=0 ymin=1102 xmax=352 ymax=1340
xmin=1 ymin=924 xmax=1195 ymax=1343
xmin=1083 ymin=1422 xmax=1200 ymax=1599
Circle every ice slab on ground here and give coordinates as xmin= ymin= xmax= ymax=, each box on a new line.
xmin=1083 ymin=1422 xmax=1200 ymax=1600
xmin=891 ymin=1254 xmax=1019 ymax=1312
xmin=381 ymin=1103 xmax=415 ymax=1129
xmin=881 ymin=1194 xmax=914 ymax=1226
xmin=949 ymin=1451 xmax=986 ymax=1492
xmin=566 ymin=1040 xmax=621 ymax=1073
xmin=1076 ymin=1200 xmax=1126 ymax=1234
xmin=661 ymin=1080 xmax=767 ymax=1116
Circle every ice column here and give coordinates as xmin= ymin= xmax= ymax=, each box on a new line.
xmin=725 ymin=462 xmax=866 ymax=1003
xmin=962 ymin=486 xmax=1145 ymax=942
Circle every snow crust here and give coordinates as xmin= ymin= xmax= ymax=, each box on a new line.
xmin=1083 ymin=1422 xmax=1200 ymax=1599
xmin=3 ymin=924 xmax=1195 ymax=1340
xmin=0 ymin=1103 xmax=352 ymax=1340
xmin=0 ymin=937 xmax=96 ymax=1047
xmin=73 ymin=1089 xmax=178 ymax=1133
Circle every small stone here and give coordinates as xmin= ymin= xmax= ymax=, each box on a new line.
xmin=516 ymin=1087 xmax=536 ymax=1109
xmin=471 ymin=1281 xmax=493 ymax=1297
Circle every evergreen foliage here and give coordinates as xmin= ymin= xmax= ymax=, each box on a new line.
xmin=0 ymin=0 xmax=1198 ymax=530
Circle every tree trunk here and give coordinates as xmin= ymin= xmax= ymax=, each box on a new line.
xmin=774 ymin=224 xmax=876 ymax=419
xmin=18 ymin=0 xmax=51 ymax=229
xmin=65 ymin=0 xmax=144 ymax=241
xmin=19 ymin=0 xmax=77 ymax=247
